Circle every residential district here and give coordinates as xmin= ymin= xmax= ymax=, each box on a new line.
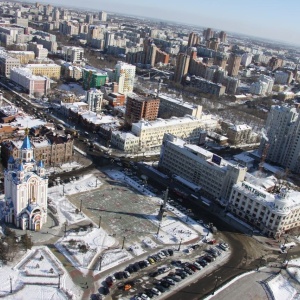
xmin=0 ymin=1 xmax=299 ymax=300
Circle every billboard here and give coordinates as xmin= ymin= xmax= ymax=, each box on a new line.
xmin=212 ymin=154 xmax=221 ymax=165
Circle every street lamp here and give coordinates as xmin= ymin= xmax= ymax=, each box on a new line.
xmin=58 ymin=273 xmax=61 ymax=289
xmin=9 ymin=276 xmax=12 ymax=293
xmin=212 ymin=276 xmax=222 ymax=295
xmin=79 ymin=199 xmax=83 ymax=212
xmin=156 ymin=222 xmax=161 ymax=236
xmin=64 ymin=221 xmax=68 ymax=237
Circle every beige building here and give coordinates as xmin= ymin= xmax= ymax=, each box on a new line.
xmin=227 ymin=124 xmax=259 ymax=145
xmin=25 ymin=63 xmax=61 ymax=80
xmin=8 ymin=51 xmax=35 ymax=64
xmin=0 ymin=53 xmax=21 ymax=78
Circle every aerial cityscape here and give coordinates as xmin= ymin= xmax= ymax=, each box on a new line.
xmin=0 ymin=1 xmax=299 ymax=300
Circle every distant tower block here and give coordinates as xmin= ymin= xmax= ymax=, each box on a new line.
xmin=157 ymin=187 xmax=169 ymax=222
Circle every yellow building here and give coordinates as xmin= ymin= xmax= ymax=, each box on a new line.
xmin=25 ymin=63 xmax=61 ymax=80
xmin=8 ymin=51 xmax=35 ymax=64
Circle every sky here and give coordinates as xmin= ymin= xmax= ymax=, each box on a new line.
xmin=33 ymin=0 xmax=299 ymax=45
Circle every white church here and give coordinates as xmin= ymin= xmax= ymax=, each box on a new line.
xmin=2 ymin=134 xmax=48 ymax=231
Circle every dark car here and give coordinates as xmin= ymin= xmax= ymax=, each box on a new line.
xmin=162 ymin=250 xmax=169 ymax=257
xmin=197 ymin=259 xmax=208 ymax=267
xmin=133 ymin=263 xmax=141 ymax=271
xmin=175 ymin=271 xmax=186 ymax=279
xmin=168 ymin=275 xmax=181 ymax=282
xmin=139 ymin=261 xmax=147 ymax=268
xmin=102 ymin=286 xmax=109 ymax=295
xmin=149 ymin=271 xmax=159 ymax=277
xmin=126 ymin=266 xmax=134 ymax=273
xmin=168 ymin=249 xmax=174 ymax=256
xmin=160 ymin=280 xmax=170 ymax=288
xmin=204 ymin=255 xmax=215 ymax=262
xmin=105 ymin=277 xmax=113 ymax=287
xmin=187 ymin=264 xmax=197 ymax=272
xmin=145 ymin=289 xmax=154 ymax=298
xmin=155 ymin=284 xmax=166 ymax=293
xmin=181 ymin=267 xmax=191 ymax=275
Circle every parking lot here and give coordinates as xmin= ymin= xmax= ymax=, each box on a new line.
xmin=100 ymin=241 xmax=230 ymax=300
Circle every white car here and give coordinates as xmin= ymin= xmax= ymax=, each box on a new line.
xmin=140 ymin=294 xmax=150 ymax=300
xmin=151 ymin=287 xmax=161 ymax=296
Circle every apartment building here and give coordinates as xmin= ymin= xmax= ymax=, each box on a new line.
xmin=0 ymin=53 xmax=21 ymax=78
xmin=125 ymin=93 xmax=160 ymax=125
xmin=259 ymin=105 xmax=300 ymax=174
xmin=1 ymin=134 xmax=74 ymax=167
xmin=158 ymin=94 xmax=202 ymax=119
xmin=8 ymin=51 xmax=35 ymax=64
xmin=158 ymin=133 xmax=247 ymax=200
xmin=25 ymin=63 xmax=61 ymax=80
xmin=10 ymin=67 xmax=50 ymax=96
xmin=115 ymin=61 xmax=136 ymax=95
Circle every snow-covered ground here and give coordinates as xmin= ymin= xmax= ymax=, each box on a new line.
xmin=48 ymin=173 xmax=103 ymax=225
xmin=55 ymin=227 xmax=117 ymax=275
xmin=0 ymin=246 xmax=81 ymax=299
xmin=267 ymin=274 xmax=297 ymax=300
xmin=46 ymin=161 xmax=83 ymax=175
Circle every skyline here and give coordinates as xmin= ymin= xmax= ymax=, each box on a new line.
xmin=30 ymin=0 xmax=300 ymax=46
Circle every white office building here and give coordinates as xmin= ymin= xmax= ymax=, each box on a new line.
xmin=241 ymin=53 xmax=253 ymax=66
xmin=250 ymin=80 xmax=268 ymax=95
xmin=158 ymin=133 xmax=247 ymax=200
xmin=259 ymin=74 xmax=274 ymax=94
xmin=115 ymin=61 xmax=136 ymax=95
xmin=62 ymin=46 xmax=84 ymax=63
xmin=228 ymin=182 xmax=300 ymax=238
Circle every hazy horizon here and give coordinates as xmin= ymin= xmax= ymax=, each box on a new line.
xmin=23 ymin=0 xmax=300 ymax=46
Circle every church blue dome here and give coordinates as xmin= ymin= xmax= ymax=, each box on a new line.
xmin=21 ymin=135 xmax=32 ymax=150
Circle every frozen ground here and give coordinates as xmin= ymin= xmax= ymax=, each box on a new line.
xmin=0 ymin=246 xmax=81 ymax=299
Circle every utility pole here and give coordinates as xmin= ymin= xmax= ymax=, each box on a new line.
xmin=64 ymin=221 xmax=67 ymax=237
xmin=178 ymin=238 xmax=183 ymax=251
xmin=9 ymin=276 xmax=12 ymax=293
xmin=212 ymin=276 xmax=221 ymax=295
xmin=99 ymin=256 xmax=102 ymax=271
xmin=156 ymin=222 xmax=161 ymax=236
xmin=58 ymin=274 xmax=61 ymax=289
xmin=80 ymin=199 xmax=83 ymax=212
xmin=98 ymin=215 xmax=102 ymax=229
xmin=257 ymin=255 xmax=265 ymax=271
xmin=122 ymin=236 xmax=126 ymax=249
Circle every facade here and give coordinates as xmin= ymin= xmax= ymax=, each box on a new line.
xmin=115 ymin=61 xmax=136 ymax=95
xmin=25 ymin=64 xmax=61 ymax=80
xmin=62 ymin=46 xmax=84 ymax=63
xmin=107 ymin=92 xmax=125 ymax=107
xmin=159 ymin=134 xmax=247 ymax=200
xmin=259 ymin=105 xmax=300 ymax=174
xmin=99 ymin=11 xmax=107 ymax=22
xmin=190 ymin=76 xmax=226 ymax=96
xmin=250 ymin=81 xmax=268 ymax=95
xmin=131 ymin=114 xmax=218 ymax=151
xmin=1 ymin=134 xmax=74 ymax=167
xmin=269 ymin=57 xmax=283 ymax=71
xmin=228 ymin=183 xmax=300 ymax=237
xmin=8 ymin=51 xmax=35 ymax=64
xmin=241 ymin=53 xmax=253 ymax=66
xmin=2 ymin=135 xmax=48 ymax=231
xmin=227 ymin=53 xmax=242 ymax=77
xmin=158 ymin=94 xmax=202 ymax=119
xmin=86 ymin=88 xmax=103 ymax=112
xmin=174 ymin=53 xmax=190 ymax=83
xmin=82 ymin=68 xmax=108 ymax=90
xmin=188 ymin=32 xmax=200 ymax=47
xmin=274 ymin=71 xmax=293 ymax=85
xmin=125 ymin=93 xmax=160 ymax=125
xmin=0 ymin=53 xmax=21 ymax=78
xmin=227 ymin=124 xmax=259 ymax=145
xmin=10 ymin=67 xmax=50 ymax=96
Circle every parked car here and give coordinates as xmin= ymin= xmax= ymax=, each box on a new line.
xmin=150 ymin=287 xmax=161 ymax=295
xmin=167 ymin=249 xmax=174 ymax=256
xmin=154 ymin=284 xmax=166 ymax=293
xmin=124 ymin=271 xmax=131 ymax=278
xmin=164 ymin=277 xmax=175 ymax=285
xmin=140 ymin=293 xmax=150 ymax=300
xmin=102 ymin=286 xmax=110 ymax=295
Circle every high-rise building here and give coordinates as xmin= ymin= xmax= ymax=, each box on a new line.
xmin=259 ymin=105 xmax=300 ymax=174
xmin=219 ymin=31 xmax=227 ymax=43
xmin=187 ymin=47 xmax=197 ymax=59
xmin=174 ymin=53 xmax=190 ymax=83
xmin=143 ymin=38 xmax=157 ymax=67
xmin=85 ymin=14 xmax=94 ymax=24
xmin=268 ymin=57 xmax=283 ymax=71
xmin=99 ymin=11 xmax=107 ymax=22
xmin=125 ymin=93 xmax=160 ymax=125
xmin=188 ymin=32 xmax=200 ymax=47
xmin=241 ymin=53 xmax=253 ymax=66
xmin=206 ymin=38 xmax=219 ymax=51
xmin=203 ymin=28 xmax=214 ymax=41
xmin=227 ymin=53 xmax=242 ymax=77
xmin=2 ymin=134 xmax=48 ymax=231
xmin=86 ymin=88 xmax=103 ymax=112
xmin=115 ymin=61 xmax=136 ymax=95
